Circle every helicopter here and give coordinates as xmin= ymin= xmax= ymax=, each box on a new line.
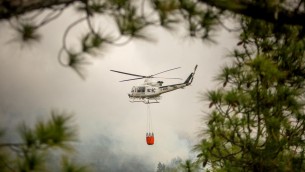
xmin=110 ymin=65 xmax=197 ymax=104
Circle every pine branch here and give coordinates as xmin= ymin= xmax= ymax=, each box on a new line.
xmin=0 ymin=143 xmax=24 ymax=147
xmin=0 ymin=0 xmax=80 ymax=20
xmin=200 ymin=0 xmax=305 ymax=26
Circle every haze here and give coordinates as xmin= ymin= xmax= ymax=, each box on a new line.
xmin=0 ymin=8 xmax=237 ymax=171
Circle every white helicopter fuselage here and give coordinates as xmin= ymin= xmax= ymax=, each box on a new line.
xmin=128 ymin=70 xmax=195 ymax=103
xmin=111 ymin=65 xmax=197 ymax=104
xmin=128 ymin=82 xmax=187 ymax=99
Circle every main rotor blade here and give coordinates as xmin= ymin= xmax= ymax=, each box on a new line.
xmin=153 ymin=77 xmax=182 ymax=80
xmin=110 ymin=70 xmax=146 ymax=78
xmin=119 ymin=77 xmax=144 ymax=82
xmin=151 ymin=67 xmax=181 ymax=76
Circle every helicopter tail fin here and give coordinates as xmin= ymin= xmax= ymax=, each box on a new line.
xmin=184 ymin=65 xmax=197 ymax=86
xmin=184 ymin=73 xmax=194 ymax=85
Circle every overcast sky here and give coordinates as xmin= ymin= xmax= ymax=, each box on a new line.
xmin=0 ymin=7 xmax=238 ymax=171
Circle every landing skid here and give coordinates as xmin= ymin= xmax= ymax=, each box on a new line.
xmin=130 ymin=97 xmax=160 ymax=104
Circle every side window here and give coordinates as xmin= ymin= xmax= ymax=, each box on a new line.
xmin=137 ymin=87 xmax=145 ymax=92
xmin=141 ymin=87 xmax=145 ymax=92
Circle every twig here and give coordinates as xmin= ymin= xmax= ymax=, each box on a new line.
xmin=38 ymin=7 xmax=65 ymax=27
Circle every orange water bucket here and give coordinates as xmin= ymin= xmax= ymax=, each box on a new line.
xmin=146 ymin=133 xmax=154 ymax=145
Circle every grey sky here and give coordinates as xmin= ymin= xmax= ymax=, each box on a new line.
xmin=0 ymin=7 xmax=237 ymax=171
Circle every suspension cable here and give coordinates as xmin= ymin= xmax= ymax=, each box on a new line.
xmin=146 ymin=103 xmax=150 ymax=134
xmin=146 ymin=103 xmax=153 ymax=134
xmin=149 ymin=104 xmax=153 ymax=133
